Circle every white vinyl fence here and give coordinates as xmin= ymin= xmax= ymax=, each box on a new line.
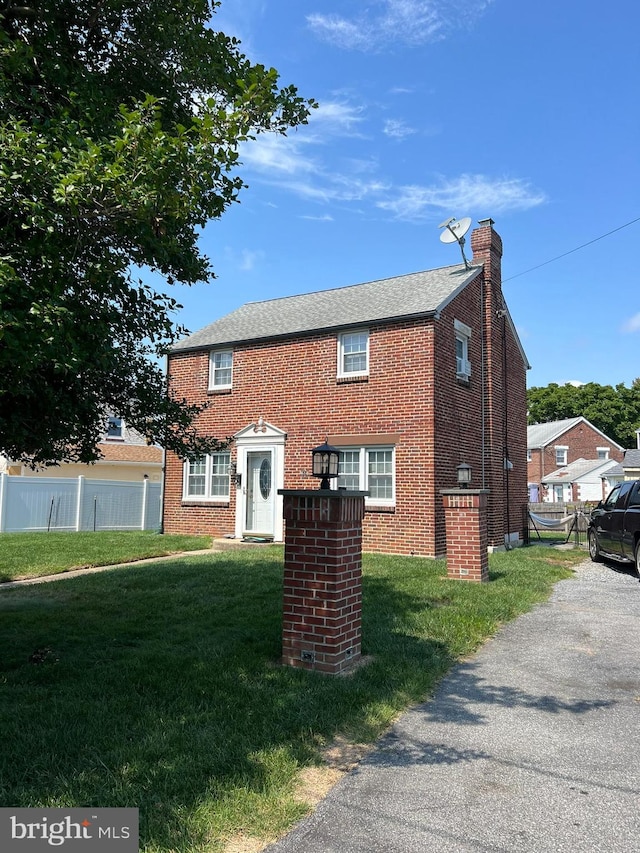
xmin=0 ymin=474 xmax=162 ymax=533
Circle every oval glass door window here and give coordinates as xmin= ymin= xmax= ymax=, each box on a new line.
xmin=259 ymin=458 xmax=272 ymax=499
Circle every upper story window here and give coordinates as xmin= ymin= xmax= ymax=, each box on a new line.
xmin=106 ymin=416 xmax=123 ymax=440
xmin=336 ymin=446 xmax=395 ymax=506
xmin=454 ymin=319 xmax=471 ymax=381
xmin=597 ymin=447 xmax=610 ymax=460
xmin=555 ymin=446 xmax=568 ymax=466
xmin=527 ymin=449 xmax=532 ymax=462
xmin=209 ymin=349 xmax=233 ymax=390
xmin=337 ymin=330 xmax=369 ymax=378
xmin=183 ymin=452 xmax=231 ymax=501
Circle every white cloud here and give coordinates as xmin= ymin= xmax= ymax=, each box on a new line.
xmin=312 ymin=101 xmax=366 ymax=134
xmin=239 ymin=103 xmax=544 ymax=222
xmin=300 ymin=213 xmax=334 ymax=222
xmin=383 ymin=119 xmax=417 ymax=139
xmin=238 ymin=249 xmax=265 ymax=272
xmin=622 ymin=313 xmax=640 ymax=333
xmin=240 ymin=100 xmax=365 ymax=177
xmin=241 ymin=133 xmax=318 ymax=176
xmin=307 ymin=0 xmax=493 ymax=52
xmin=377 ymin=174 xmax=546 ymax=220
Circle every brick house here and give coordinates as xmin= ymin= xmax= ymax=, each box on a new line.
xmin=163 ymin=219 xmax=529 ymax=557
xmin=527 ymin=417 xmax=624 ymax=502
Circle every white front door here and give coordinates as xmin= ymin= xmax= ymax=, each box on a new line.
xmin=245 ymin=450 xmax=275 ymax=536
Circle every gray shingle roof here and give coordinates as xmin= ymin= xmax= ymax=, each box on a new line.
xmin=624 ymin=449 xmax=640 ymax=468
xmin=527 ymin=417 xmax=624 ymax=451
xmin=173 ymin=262 xmax=481 ymax=351
xmin=604 ymin=463 xmax=624 ymax=477
xmin=542 ymin=458 xmax=619 ymax=483
xmin=527 ymin=418 xmax=583 ymax=449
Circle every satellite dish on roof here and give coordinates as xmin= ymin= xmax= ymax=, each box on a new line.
xmin=438 ymin=216 xmax=471 ymax=268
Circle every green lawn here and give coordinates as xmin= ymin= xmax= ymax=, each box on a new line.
xmin=0 ymin=531 xmax=212 ymax=581
xmin=0 ymin=545 xmax=586 ymax=852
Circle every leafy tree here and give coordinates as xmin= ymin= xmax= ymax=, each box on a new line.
xmin=527 ymin=381 xmax=640 ymax=448
xmin=0 ymin=1 xmax=314 ymax=465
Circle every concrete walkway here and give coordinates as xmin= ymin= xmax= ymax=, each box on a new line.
xmin=265 ymin=560 xmax=640 ymax=852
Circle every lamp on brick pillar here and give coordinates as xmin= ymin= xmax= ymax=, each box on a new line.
xmin=457 ymin=462 xmax=472 ymax=488
xmin=311 ymin=439 xmax=340 ymax=490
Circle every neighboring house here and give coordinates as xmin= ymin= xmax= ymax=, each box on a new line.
xmin=527 ymin=417 xmax=624 ymax=501
xmin=0 ymin=416 xmax=163 ymax=483
xmin=541 ymin=458 xmax=621 ymax=503
xmin=163 ymin=219 xmax=529 ymax=558
xmin=600 ymin=463 xmax=625 ymax=496
xmin=622 ymin=449 xmax=640 ymax=480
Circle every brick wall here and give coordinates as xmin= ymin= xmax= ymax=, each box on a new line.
xmin=164 ymin=222 xmax=529 ymax=556
xmin=442 ymin=490 xmax=489 ymax=581
xmin=281 ymin=492 xmax=364 ymax=674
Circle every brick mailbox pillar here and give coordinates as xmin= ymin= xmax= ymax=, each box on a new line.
xmin=278 ymin=489 xmax=367 ymax=674
xmin=441 ymin=489 xmax=490 ymax=582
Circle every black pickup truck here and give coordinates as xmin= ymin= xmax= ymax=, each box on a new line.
xmin=588 ymin=479 xmax=640 ymax=572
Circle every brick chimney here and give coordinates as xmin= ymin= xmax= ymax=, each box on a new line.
xmin=470 ymin=217 xmax=503 ymax=303
xmin=469 ymin=218 xmax=507 ymax=546
xmin=469 ymin=218 xmax=528 ymax=552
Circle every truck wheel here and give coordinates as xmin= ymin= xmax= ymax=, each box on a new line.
xmin=588 ymin=530 xmax=602 ymax=563
xmin=635 ymin=542 xmax=640 ymax=578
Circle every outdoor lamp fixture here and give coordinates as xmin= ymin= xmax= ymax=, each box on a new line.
xmin=457 ymin=462 xmax=472 ymax=488
xmin=311 ymin=439 xmax=340 ymax=490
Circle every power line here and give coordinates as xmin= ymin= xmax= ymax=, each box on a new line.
xmin=503 ymin=215 xmax=640 ymax=283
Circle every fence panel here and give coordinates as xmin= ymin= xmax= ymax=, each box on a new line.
xmin=2 ymin=476 xmax=78 ymax=532
xmin=0 ymin=474 xmax=161 ymax=533
xmin=144 ymin=484 xmax=162 ymax=531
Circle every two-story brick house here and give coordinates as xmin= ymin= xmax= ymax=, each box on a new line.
xmin=163 ymin=219 xmax=529 ymax=557
xmin=527 ymin=417 xmax=624 ymax=501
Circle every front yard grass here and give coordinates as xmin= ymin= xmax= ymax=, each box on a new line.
xmin=0 ymin=531 xmax=212 ymax=581
xmin=0 ymin=544 xmax=586 ymax=852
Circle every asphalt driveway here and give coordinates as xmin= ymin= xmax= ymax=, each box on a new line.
xmin=266 ymin=559 xmax=640 ymax=852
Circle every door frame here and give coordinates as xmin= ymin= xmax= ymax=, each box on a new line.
xmin=233 ymin=421 xmax=286 ymax=541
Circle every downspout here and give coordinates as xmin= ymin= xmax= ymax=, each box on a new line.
xmin=160 ymin=352 xmax=168 ymax=535
xmin=480 ymin=273 xmax=487 ymax=489
xmin=501 ymin=307 xmax=511 ymax=548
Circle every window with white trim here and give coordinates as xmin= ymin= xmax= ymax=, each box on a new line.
xmin=184 ymin=452 xmax=231 ymax=500
xmin=454 ymin=319 xmax=471 ymax=380
xmin=597 ymin=447 xmax=610 ymax=460
xmin=555 ymin=446 xmax=568 ymax=466
xmin=106 ymin=416 xmax=123 ymax=439
xmin=209 ymin=349 xmax=233 ymax=389
xmin=527 ymin=449 xmax=532 ymax=462
xmin=337 ymin=330 xmax=369 ymax=378
xmin=336 ymin=446 xmax=395 ymax=505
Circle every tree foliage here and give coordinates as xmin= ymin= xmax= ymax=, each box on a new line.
xmin=0 ymin=1 xmax=314 ymax=465
xmin=527 ymin=380 xmax=640 ymax=449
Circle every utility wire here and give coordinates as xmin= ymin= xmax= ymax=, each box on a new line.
xmin=503 ymin=215 xmax=640 ymax=283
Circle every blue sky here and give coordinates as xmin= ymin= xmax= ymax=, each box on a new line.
xmin=168 ymin=0 xmax=639 ymax=389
